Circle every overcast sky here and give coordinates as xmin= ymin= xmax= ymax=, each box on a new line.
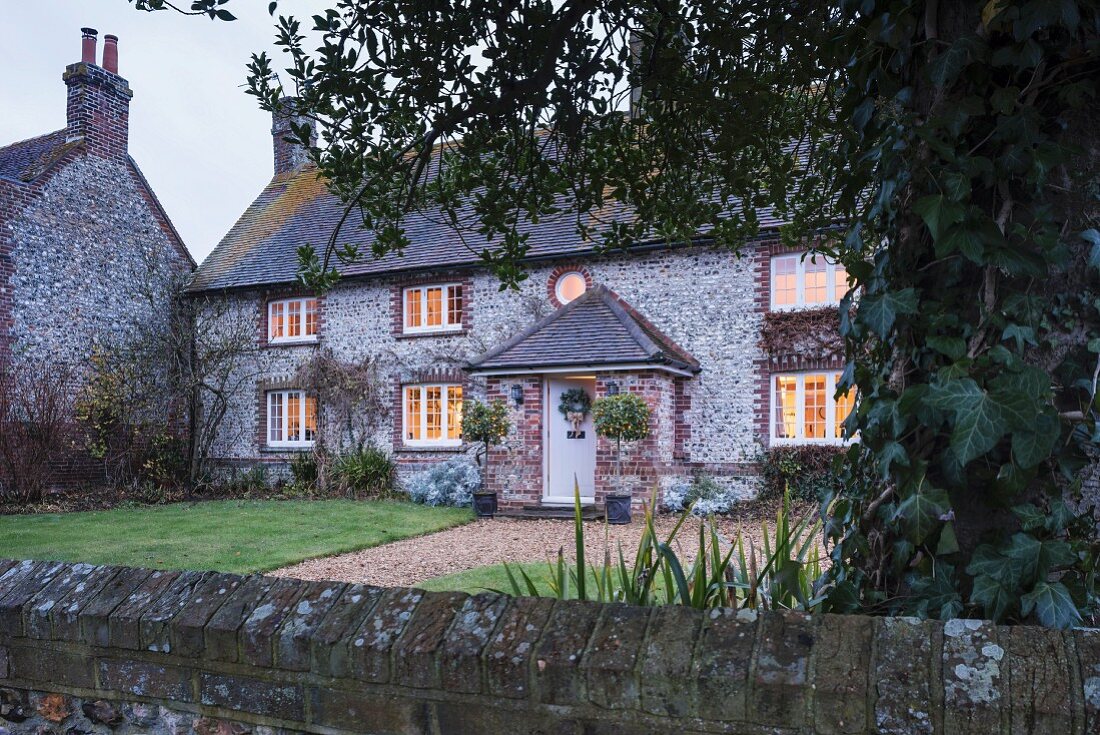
xmin=1 ymin=1 xmax=328 ymax=263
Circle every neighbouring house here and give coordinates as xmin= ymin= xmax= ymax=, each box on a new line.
xmin=0 ymin=29 xmax=194 ymax=487
xmin=188 ymin=101 xmax=851 ymax=512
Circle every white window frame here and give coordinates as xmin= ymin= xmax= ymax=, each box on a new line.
xmin=266 ymin=389 xmax=317 ymax=449
xmin=770 ymin=253 xmax=849 ymax=311
xmin=554 ymin=271 xmax=588 ymax=304
xmin=268 ymin=297 xmax=319 ymax=344
xmin=402 ymin=383 xmax=463 ymax=447
xmin=770 ymin=371 xmax=856 ymax=446
xmin=402 ymin=283 xmax=464 ymax=334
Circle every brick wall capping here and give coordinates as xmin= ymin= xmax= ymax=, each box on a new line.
xmin=0 ymin=558 xmax=1096 ymax=734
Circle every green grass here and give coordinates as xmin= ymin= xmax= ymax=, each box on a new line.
xmin=0 ymin=499 xmax=472 ymax=574
xmin=417 ymin=562 xmax=609 ymax=596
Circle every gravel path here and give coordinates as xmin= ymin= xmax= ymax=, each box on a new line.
xmin=272 ymin=505 xmax=814 ymax=588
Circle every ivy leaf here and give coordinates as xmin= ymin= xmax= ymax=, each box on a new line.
xmin=939 ymin=224 xmax=985 ymax=261
xmin=877 ymin=441 xmax=911 ymax=477
xmin=971 ymin=573 xmax=1015 ymax=621
xmin=1082 ymin=229 xmax=1100 ymax=272
xmin=928 ymin=378 xmax=1008 ymax=464
xmin=1004 ymin=533 xmax=1076 ymax=585
xmin=936 ymin=521 xmax=960 ymax=555
xmin=859 ymin=288 xmax=919 ymax=339
xmin=927 ymin=37 xmax=979 ymax=87
xmin=1002 ymin=324 xmax=1037 ymax=350
xmin=1021 ymin=581 xmax=1081 ymax=629
xmin=914 ymin=194 xmax=965 ymax=241
xmin=927 ymin=335 xmax=967 ymax=360
xmin=1011 ymin=503 xmax=1047 ymax=532
xmin=967 ymin=544 xmax=1017 ymax=585
xmin=893 ymin=486 xmax=950 ymax=545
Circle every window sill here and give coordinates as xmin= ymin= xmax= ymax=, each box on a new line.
xmin=769 ymin=438 xmax=855 ymax=447
xmin=769 ymin=303 xmax=842 ymax=313
xmin=397 ymin=444 xmax=466 ymax=454
xmin=264 ymin=338 xmax=321 ymax=348
xmin=260 ymin=445 xmax=315 ymax=454
xmin=397 ymin=329 xmax=467 ymax=340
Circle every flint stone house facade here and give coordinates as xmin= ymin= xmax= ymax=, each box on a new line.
xmin=189 ymin=106 xmax=850 ymax=511
xmin=0 ymin=30 xmax=193 ymax=485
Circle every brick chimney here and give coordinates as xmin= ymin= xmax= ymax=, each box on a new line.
xmin=63 ymin=28 xmax=132 ymax=158
xmin=271 ymin=97 xmax=317 ymax=177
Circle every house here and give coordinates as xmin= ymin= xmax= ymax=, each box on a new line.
xmin=188 ymin=101 xmax=850 ymax=511
xmin=0 ymin=29 xmax=193 ymax=486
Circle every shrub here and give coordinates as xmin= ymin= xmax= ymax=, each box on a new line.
xmin=461 ymin=398 xmax=510 ymax=491
xmin=288 ymin=451 xmax=319 ymax=492
xmin=0 ymin=363 xmax=72 ymax=504
xmin=592 ymin=392 xmax=650 ymax=494
xmin=332 ymin=444 xmax=397 ymax=498
xmin=220 ymin=465 xmax=268 ymax=497
xmin=758 ymin=446 xmax=844 ymax=503
xmin=663 ymin=474 xmax=743 ymax=515
xmin=405 ymin=457 xmax=480 ymax=507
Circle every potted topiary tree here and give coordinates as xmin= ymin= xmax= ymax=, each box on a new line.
xmin=592 ymin=391 xmax=651 ymax=524
xmin=461 ymin=397 xmax=510 ymax=518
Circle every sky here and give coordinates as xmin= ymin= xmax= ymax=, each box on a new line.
xmin=1 ymin=0 xmax=328 ymax=263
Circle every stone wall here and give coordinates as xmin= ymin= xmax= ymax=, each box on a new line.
xmin=1 ymin=557 xmax=1098 ymax=735
xmin=199 ymin=243 xmax=766 ymax=494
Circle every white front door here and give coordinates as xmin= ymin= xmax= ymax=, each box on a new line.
xmin=544 ymin=376 xmax=597 ymax=504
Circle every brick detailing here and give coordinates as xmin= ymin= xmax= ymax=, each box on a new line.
xmin=63 ymin=62 xmax=131 ymax=159
xmin=485 ymin=375 xmax=544 ymax=507
xmin=0 ymin=558 xmax=1092 ymax=735
xmin=547 ymin=264 xmax=594 ymax=307
xmin=391 ymin=274 xmax=474 ymax=339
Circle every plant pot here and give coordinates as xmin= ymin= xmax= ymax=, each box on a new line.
xmin=473 ymin=491 xmax=498 ymax=518
xmin=605 ymin=493 xmax=632 ymax=525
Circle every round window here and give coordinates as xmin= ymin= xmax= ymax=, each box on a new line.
xmin=555 ymin=271 xmax=587 ymax=304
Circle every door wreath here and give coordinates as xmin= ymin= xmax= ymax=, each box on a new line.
xmin=558 ymin=387 xmax=592 ymax=435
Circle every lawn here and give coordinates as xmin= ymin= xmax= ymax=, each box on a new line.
xmin=417 ymin=562 xmax=608 ymax=596
xmin=0 ymin=500 xmax=472 ymax=574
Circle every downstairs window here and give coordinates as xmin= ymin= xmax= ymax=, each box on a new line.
xmin=772 ymin=372 xmax=855 ymax=444
xmin=267 ymin=390 xmax=318 ymax=448
xmin=403 ymin=384 xmax=463 ymax=447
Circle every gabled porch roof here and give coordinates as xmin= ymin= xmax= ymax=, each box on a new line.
xmin=466 ymin=285 xmax=700 ymax=376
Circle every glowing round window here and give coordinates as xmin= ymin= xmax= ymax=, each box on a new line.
xmin=555 ymin=272 xmax=587 ymax=304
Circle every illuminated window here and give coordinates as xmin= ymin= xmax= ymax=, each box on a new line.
xmin=404 ymin=384 xmax=463 ymax=446
xmin=267 ymin=390 xmax=317 ymax=448
xmin=268 ymin=297 xmax=319 ymax=343
xmin=555 ymin=272 xmax=588 ymax=304
xmin=770 ymin=254 xmax=849 ymax=310
xmin=771 ymin=372 xmax=854 ymax=444
xmin=403 ymin=284 xmax=463 ymax=333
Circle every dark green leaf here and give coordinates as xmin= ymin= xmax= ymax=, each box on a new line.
xmin=894 ymin=486 xmax=950 ymax=545
xmin=859 ymin=288 xmax=919 ymax=339
xmin=1021 ymin=581 xmax=1081 ymax=629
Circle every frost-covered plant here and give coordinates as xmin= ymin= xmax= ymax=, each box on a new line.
xmin=404 ymin=457 xmax=480 ymax=507
xmin=663 ymin=475 xmax=743 ymax=516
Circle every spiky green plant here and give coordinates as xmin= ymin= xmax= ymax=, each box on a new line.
xmin=503 ymin=481 xmax=824 ymax=611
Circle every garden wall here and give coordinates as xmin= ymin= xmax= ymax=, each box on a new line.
xmin=0 ymin=558 xmax=1097 ymax=735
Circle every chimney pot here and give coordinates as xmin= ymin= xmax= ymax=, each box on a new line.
xmin=102 ymin=35 xmax=119 ymax=74
xmin=80 ymin=28 xmax=97 ymax=64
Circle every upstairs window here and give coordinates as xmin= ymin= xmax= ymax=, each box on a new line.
xmin=403 ymin=384 xmax=463 ymax=446
xmin=772 ymin=372 xmax=855 ymax=444
xmin=555 ymin=271 xmax=588 ymax=304
xmin=404 ymin=284 xmax=463 ymax=334
xmin=267 ymin=390 xmax=317 ymax=448
xmin=771 ymin=254 xmax=850 ymax=310
xmin=269 ymin=297 xmax=319 ymax=343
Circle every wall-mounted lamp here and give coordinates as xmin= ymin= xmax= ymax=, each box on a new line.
xmin=510 ymin=384 xmax=525 ymax=406
xmin=606 ymin=381 xmax=620 ymax=396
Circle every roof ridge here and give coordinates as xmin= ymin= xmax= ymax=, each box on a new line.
xmin=0 ymin=128 xmax=66 ymax=154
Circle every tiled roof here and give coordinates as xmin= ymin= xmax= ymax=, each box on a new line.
xmin=466 ymin=284 xmax=701 ymax=374
xmin=0 ymin=130 xmax=75 ymax=183
xmin=188 ymin=163 xmax=791 ymax=292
